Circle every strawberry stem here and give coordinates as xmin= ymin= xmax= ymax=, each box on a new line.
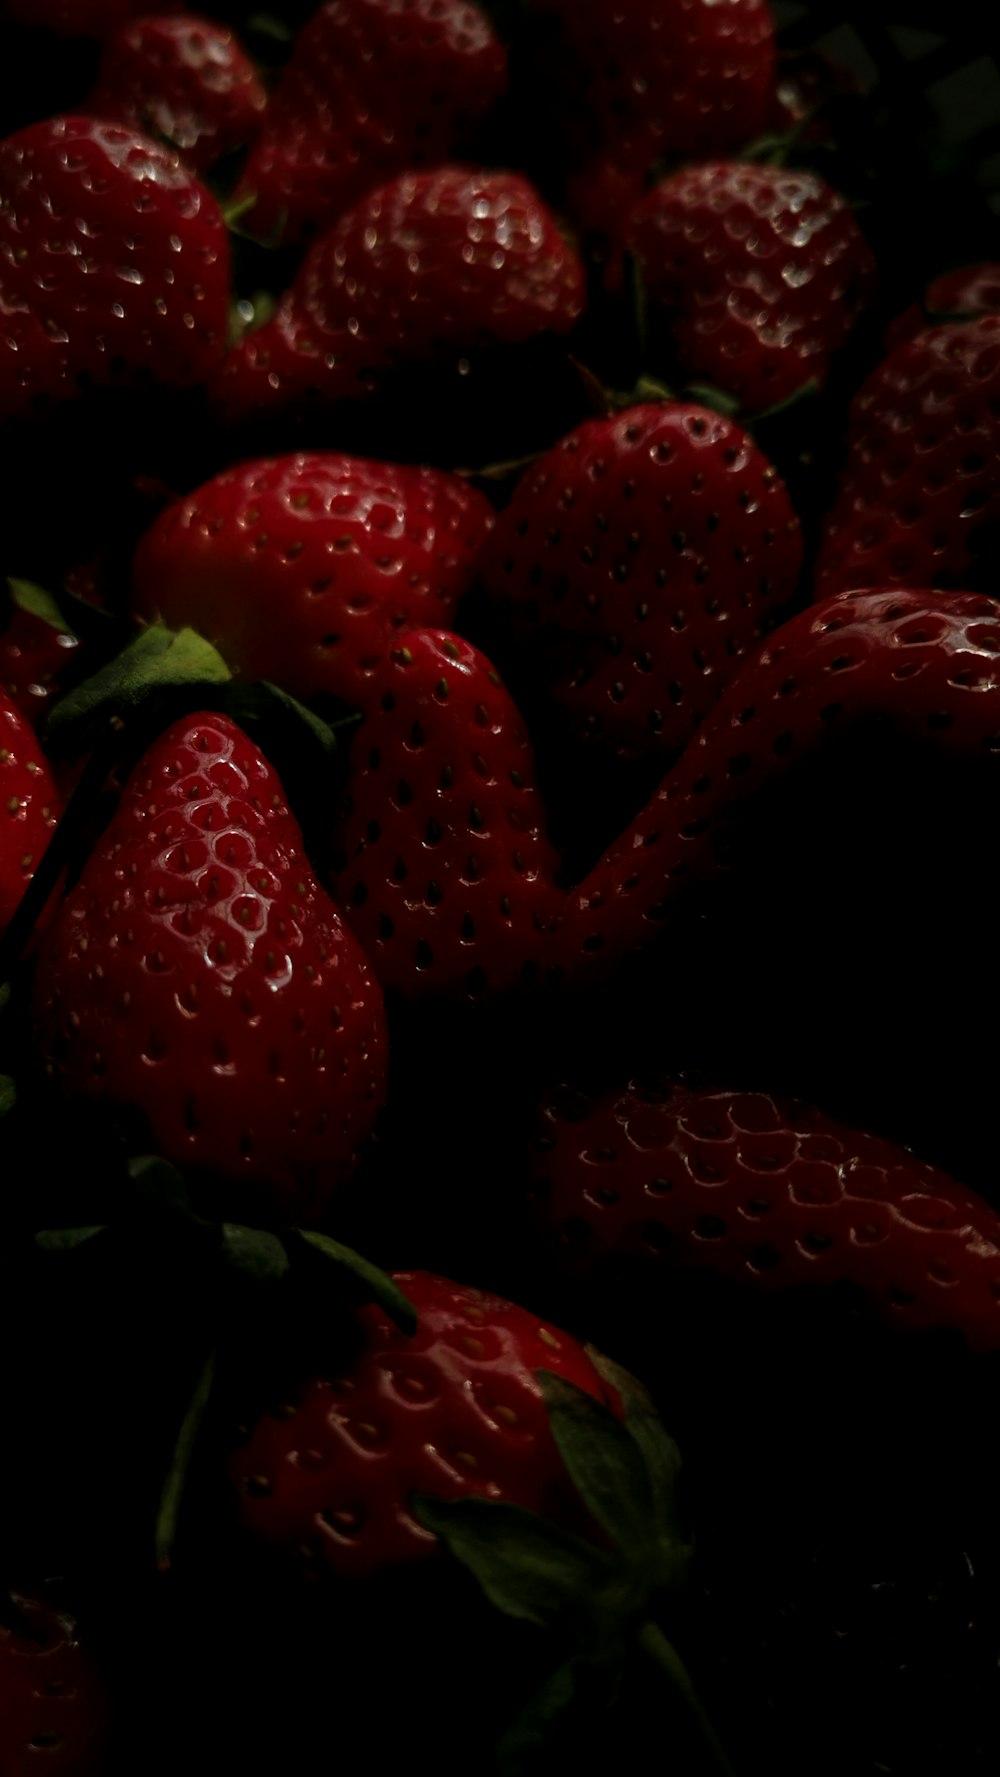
xmin=635 ymin=1620 xmax=736 ymax=1777
xmin=155 ymin=1347 xmax=217 ymax=1573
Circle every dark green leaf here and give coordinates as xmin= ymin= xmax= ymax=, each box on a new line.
xmin=219 ymin=1224 xmax=291 ymax=1282
xmin=223 ymin=680 xmax=338 ymax=762
xmin=538 ymin=1370 xmax=656 ymax=1567
xmin=495 ymin=1658 xmax=587 ymax=1776
xmin=635 ymin=1621 xmax=737 ymax=1777
xmin=45 ymin=624 xmax=231 ymax=752
xmin=413 ymin=1496 xmax=615 ymax=1631
xmin=293 ymin=1230 xmax=417 ymax=1334
xmin=36 ymin=1225 xmax=108 ymax=1252
xmin=8 ymin=578 xmax=75 ymax=636
xmin=586 ymin=1347 xmax=689 ymax=1569
xmin=156 ymin=1348 xmax=217 ymax=1571
xmin=0 ymin=1076 xmax=15 ymax=1117
xmin=129 ymin=1155 xmax=194 ymax=1217
xmin=681 ymin=381 xmax=742 ymax=419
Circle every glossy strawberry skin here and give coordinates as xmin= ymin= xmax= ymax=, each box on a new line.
xmin=331 ymin=631 xmax=560 ymax=1002
xmin=229 ymin=1268 xmax=620 ymax=1580
xmin=815 ymin=319 xmax=1000 ymax=598
xmin=0 ymin=115 xmax=230 ymax=415
xmin=32 ymin=713 xmax=387 ymax=1224
xmin=0 ymin=689 xmax=61 ymax=934
xmin=0 ymin=605 xmax=80 ymax=727
xmin=481 ymin=403 xmax=803 ymax=763
xmin=235 ymin=0 xmax=507 ymax=247
xmin=627 ymin=162 xmax=877 ymax=415
xmin=88 ymin=14 xmax=267 ymax=176
xmin=885 ymin=262 xmax=1000 ymax=353
xmin=547 ymin=587 xmax=1000 ymax=983
xmin=530 ymin=1079 xmax=1000 ymax=1352
xmin=0 ymin=1591 xmax=109 ymax=1776
xmin=130 ymin=453 xmax=495 ymax=711
xmin=213 ymin=167 xmax=585 ymax=426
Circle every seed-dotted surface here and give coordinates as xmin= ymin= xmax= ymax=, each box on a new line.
xmin=0 ymin=689 xmax=61 ymax=934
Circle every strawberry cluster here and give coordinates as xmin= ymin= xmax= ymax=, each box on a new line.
xmin=2 ymin=2 xmax=1000 ymax=1773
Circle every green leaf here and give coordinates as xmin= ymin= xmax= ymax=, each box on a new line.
xmin=586 ymin=1347 xmax=689 ymax=1569
xmin=413 ymin=1496 xmax=615 ymax=1631
xmin=156 ymin=1348 xmax=217 ymax=1571
xmin=223 ymin=680 xmax=338 ymax=763
xmin=537 ymin=1371 xmax=656 ymax=1568
xmin=129 ymin=1155 xmax=194 ymax=1217
xmin=293 ymin=1230 xmax=417 ymax=1334
xmin=219 ymin=1223 xmax=291 ymax=1283
xmin=36 ymin=1225 xmax=108 ymax=1252
xmin=635 ymin=1621 xmax=737 ymax=1777
xmin=681 ymin=381 xmax=742 ymax=419
xmin=45 ymin=624 xmax=232 ymax=753
xmin=7 ymin=577 xmax=75 ymax=636
xmin=222 ymin=190 xmax=260 ymax=231
xmin=0 ymin=1076 xmax=15 ymax=1117
xmin=495 ymin=1658 xmax=588 ymax=1776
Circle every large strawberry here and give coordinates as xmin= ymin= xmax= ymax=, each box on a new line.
xmin=0 ymin=1588 xmax=109 ymax=1775
xmin=234 ymin=0 xmax=507 ymax=247
xmin=481 ymin=402 xmax=803 ymax=764
xmin=330 ymin=630 xmax=560 ymax=1002
xmin=815 ymin=318 xmax=1000 ymax=598
xmin=528 ymin=1077 xmax=1000 ymax=1351
xmin=87 ymin=13 xmax=267 ymax=176
xmin=0 ymin=114 xmax=230 ymax=417
xmin=32 ymin=710 xmax=387 ymax=1223
xmin=0 ymin=687 xmax=61 ymax=934
xmin=213 ymin=165 xmax=585 ymax=431
xmin=129 ymin=453 xmax=495 ymax=711
xmin=626 ymin=162 xmax=877 ymax=416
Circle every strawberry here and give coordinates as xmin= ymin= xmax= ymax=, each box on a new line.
xmin=0 ymin=687 xmax=61 ymax=935
xmin=330 ymin=630 xmax=560 ymax=1001
xmin=0 ymin=1589 xmax=109 ymax=1775
xmin=626 ymin=161 xmax=877 ymax=416
xmin=129 ymin=453 xmax=495 ymax=711
xmin=529 ymin=1077 xmax=1000 ymax=1351
xmin=32 ymin=710 xmax=387 ymax=1223
xmin=87 ymin=13 xmax=267 ymax=176
xmin=234 ymin=0 xmax=507 ymax=248
xmin=213 ymin=165 xmax=585 ymax=430
xmin=0 ymin=601 xmax=80 ymax=727
xmin=815 ymin=319 xmax=1000 ymax=598
xmin=228 ymin=1268 xmax=621 ymax=1580
xmin=5 ymin=0 xmax=178 ymax=35
xmin=886 ymin=262 xmax=1000 ymax=353
xmin=481 ymin=402 xmax=803 ymax=764
xmin=0 ymin=114 xmax=230 ymax=417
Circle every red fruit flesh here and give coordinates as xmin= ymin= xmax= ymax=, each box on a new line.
xmin=130 ymin=453 xmax=495 ymax=710
xmin=0 ymin=1591 xmax=109 ymax=1776
xmin=627 ymin=162 xmax=877 ymax=414
xmin=482 ymin=403 xmax=803 ymax=762
xmin=530 ymin=1079 xmax=1000 ymax=1352
xmin=32 ymin=713 xmax=387 ymax=1223
xmin=213 ymin=167 xmax=585 ymax=424
xmin=0 ymin=690 xmax=62 ymax=934
xmin=88 ymin=14 xmax=268 ymax=175
xmin=331 ymin=631 xmax=561 ymax=1001
xmin=547 ymin=588 xmax=1000 ymax=982
xmin=229 ymin=1268 xmax=620 ymax=1579
xmin=816 ymin=318 xmax=1000 ymax=598
xmin=236 ymin=0 xmax=507 ymax=246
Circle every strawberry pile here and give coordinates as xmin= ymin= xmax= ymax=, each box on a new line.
xmin=2 ymin=2 xmax=1000 ymax=1773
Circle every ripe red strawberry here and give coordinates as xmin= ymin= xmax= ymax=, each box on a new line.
xmin=481 ymin=402 xmax=803 ymax=763
xmin=213 ymin=166 xmax=585 ymax=427
xmin=234 ymin=0 xmax=507 ymax=247
xmin=626 ymin=161 xmax=877 ymax=415
xmin=547 ymin=586 xmax=1000 ymax=983
xmin=0 ymin=603 xmax=80 ymax=727
xmin=129 ymin=453 xmax=495 ymax=711
xmin=886 ymin=262 xmax=1000 ymax=353
xmin=87 ymin=13 xmax=267 ymax=176
xmin=228 ymin=1267 xmax=621 ymax=1579
xmin=815 ymin=319 xmax=1000 ymax=598
xmin=0 ymin=115 xmax=230 ymax=418
xmin=32 ymin=711 xmax=387 ymax=1223
xmin=0 ymin=689 xmax=61 ymax=934
xmin=330 ymin=630 xmax=560 ymax=1001
xmin=0 ymin=1589 xmax=109 ymax=1775
xmin=529 ymin=1077 xmax=1000 ymax=1351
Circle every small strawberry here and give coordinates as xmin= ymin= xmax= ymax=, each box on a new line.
xmin=213 ymin=165 xmax=585 ymax=428
xmin=886 ymin=262 xmax=1000 ymax=352
xmin=481 ymin=402 xmax=803 ymax=764
xmin=0 ymin=600 xmax=80 ymax=727
xmin=0 ymin=115 xmax=230 ymax=417
xmin=129 ymin=452 xmax=495 ymax=711
xmin=626 ymin=161 xmax=877 ymax=415
xmin=32 ymin=711 xmax=387 ymax=1223
xmin=87 ymin=13 xmax=267 ymax=176
xmin=0 ymin=1588 xmax=109 ymax=1775
xmin=330 ymin=630 xmax=560 ymax=1001
xmin=234 ymin=0 xmax=507 ymax=247
xmin=815 ymin=318 xmax=1000 ymax=598
xmin=0 ymin=688 xmax=61 ymax=935
xmin=529 ymin=1077 xmax=1000 ymax=1351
